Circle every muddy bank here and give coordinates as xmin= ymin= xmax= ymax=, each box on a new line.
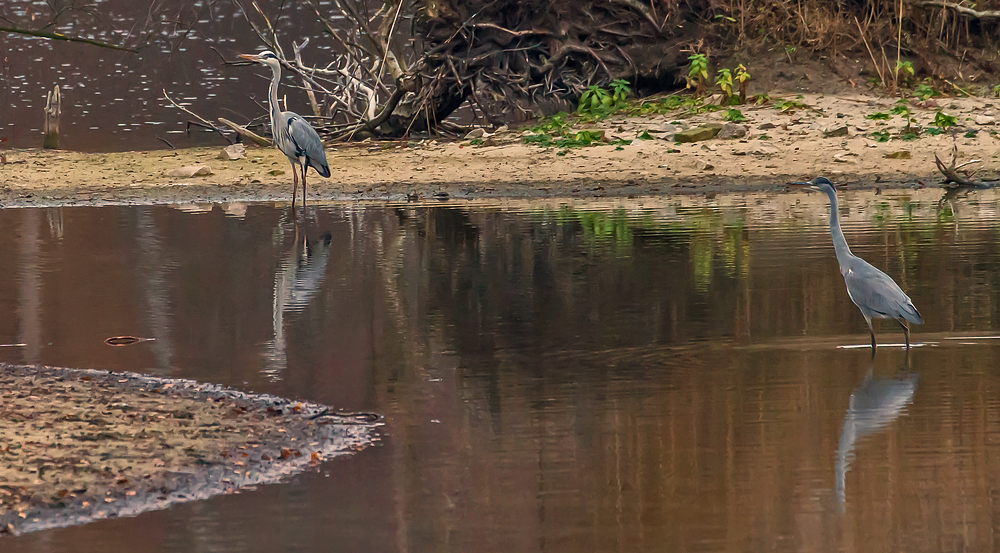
xmin=0 ymin=363 xmax=380 ymax=536
xmin=0 ymin=92 xmax=998 ymax=207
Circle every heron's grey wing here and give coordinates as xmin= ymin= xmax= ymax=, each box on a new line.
xmin=843 ymin=259 xmax=923 ymax=324
xmin=282 ymin=111 xmax=331 ymax=177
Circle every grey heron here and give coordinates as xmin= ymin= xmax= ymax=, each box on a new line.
xmin=793 ymin=177 xmax=923 ymax=352
xmin=239 ymin=50 xmax=330 ymax=208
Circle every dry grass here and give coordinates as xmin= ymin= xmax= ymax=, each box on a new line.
xmin=702 ymin=0 xmax=1000 ymax=83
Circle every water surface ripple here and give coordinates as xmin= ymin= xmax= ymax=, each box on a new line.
xmin=3 ymin=190 xmax=1000 ymax=552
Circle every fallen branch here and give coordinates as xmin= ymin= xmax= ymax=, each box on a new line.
xmin=910 ymin=0 xmax=1000 ymax=19
xmin=218 ymin=118 xmax=272 ymax=146
xmin=163 ymin=90 xmax=233 ymax=144
xmin=934 ymin=141 xmax=990 ymax=188
xmin=0 ymin=26 xmax=137 ymax=52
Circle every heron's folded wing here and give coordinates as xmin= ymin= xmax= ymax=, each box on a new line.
xmin=844 ymin=265 xmax=923 ymax=324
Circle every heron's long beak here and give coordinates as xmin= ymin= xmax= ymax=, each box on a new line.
xmin=238 ymin=53 xmax=258 ymax=61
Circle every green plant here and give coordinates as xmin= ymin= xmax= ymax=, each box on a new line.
xmin=735 ymin=64 xmax=751 ymax=104
xmin=723 ymin=108 xmax=747 ymax=122
xmin=866 ymin=112 xmax=892 ymax=120
xmin=914 ymin=82 xmax=940 ymax=101
xmin=638 ymin=130 xmax=653 ymax=140
xmin=469 ymin=138 xmax=484 ymax=146
xmin=784 ymin=44 xmax=797 ymax=62
xmin=871 ymin=130 xmax=891 ymax=142
xmin=993 ymin=84 xmax=1000 ymax=98
xmin=528 ymin=113 xmax=572 ymax=134
xmin=686 ymin=53 xmax=709 ymax=96
xmin=901 ymin=132 xmax=918 ymax=141
xmin=774 ymin=99 xmax=806 ymax=113
xmin=964 ymin=129 xmax=978 ymax=138
xmin=752 ymin=93 xmax=770 ymax=105
xmin=716 ymin=68 xmax=734 ymax=100
xmin=934 ymin=110 xmax=957 ymax=129
xmin=895 ymin=60 xmax=915 ymax=87
xmin=609 ymin=79 xmax=632 ymax=106
xmin=891 ymin=100 xmax=915 ymax=132
xmin=578 ymin=85 xmax=612 ymax=115
xmin=925 ymin=127 xmax=944 ymax=136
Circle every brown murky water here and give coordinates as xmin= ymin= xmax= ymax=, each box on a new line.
xmin=3 ymin=190 xmax=1000 ymax=552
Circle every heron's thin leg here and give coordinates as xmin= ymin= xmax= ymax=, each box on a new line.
xmin=301 ymin=164 xmax=307 ymax=209
xmin=291 ymin=161 xmax=299 ymax=209
xmin=898 ymin=319 xmax=911 ymax=349
xmin=865 ymin=316 xmax=876 ymax=356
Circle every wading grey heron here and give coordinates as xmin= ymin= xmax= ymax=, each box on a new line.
xmin=793 ymin=177 xmax=923 ymax=352
xmin=239 ymin=50 xmax=330 ymax=208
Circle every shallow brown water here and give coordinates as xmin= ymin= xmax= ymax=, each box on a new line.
xmin=3 ymin=191 xmax=1000 ymax=552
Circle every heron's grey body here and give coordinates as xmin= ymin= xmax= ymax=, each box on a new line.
xmin=240 ymin=51 xmax=329 ymax=208
xmin=808 ymin=177 xmax=923 ymax=351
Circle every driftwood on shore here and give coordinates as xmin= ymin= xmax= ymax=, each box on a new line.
xmin=934 ymin=141 xmax=992 ymax=189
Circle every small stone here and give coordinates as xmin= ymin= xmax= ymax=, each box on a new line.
xmin=167 ymin=165 xmax=213 ymax=177
xmin=717 ymin=122 xmax=747 ymax=139
xmin=268 ymin=169 xmax=285 ymax=176
xmin=855 ymin=125 xmax=870 ymax=132
xmin=674 ymin=123 xmax=723 ymax=143
xmin=884 ymin=150 xmax=912 ymax=159
xmin=975 ymin=115 xmax=995 ymax=125
xmin=464 ymin=128 xmax=485 ymax=139
xmin=495 ymin=125 xmax=509 ymax=133
xmin=758 ymin=122 xmax=777 ymax=130
xmin=694 ymin=159 xmax=715 ymax=171
xmin=824 ymin=125 xmax=849 ymax=138
xmin=217 ymin=144 xmax=246 ymax=160
xmin=750 ymin=144 xmax=778 ymax=156
xmin=700 ymin=144 xmax=718 ymax=151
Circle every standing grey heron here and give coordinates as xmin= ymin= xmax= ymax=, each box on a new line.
xmin=793 ymin=177 xmax=923 ymax=352
xmin=239 ymin=50 xmax=330 ymax=209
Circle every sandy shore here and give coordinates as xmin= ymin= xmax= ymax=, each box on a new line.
xmin=0 ymin=363 xmax=379 ymax=536
xmin=0 ymin=91 xmax=997 ymax=207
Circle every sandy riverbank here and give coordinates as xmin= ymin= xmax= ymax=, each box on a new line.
xmin=0 ymin=91 xmax=998 ymax=207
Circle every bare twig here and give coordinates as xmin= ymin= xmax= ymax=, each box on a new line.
xmin=163 ymin=89 xmax=234 ymax=144
xmin=0 ymin=26 xmax=136 ymax=51
xmin=910 ymin=0 xmax=1000 ymax=19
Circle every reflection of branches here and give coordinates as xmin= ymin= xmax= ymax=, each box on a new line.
xmin=0 ymin=26 xmax=136 ymax=51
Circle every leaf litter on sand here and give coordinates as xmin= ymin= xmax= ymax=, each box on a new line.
xmin=0 ymin=363 xmax=381 ymax=536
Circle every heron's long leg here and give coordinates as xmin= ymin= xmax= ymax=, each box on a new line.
xmin=301 ymin=164 xmax=307 ymax=209
xmin=290 ymin=161 xmax=299 ymax=208
xmin=865 ymin=315 xmax=876 ymax=356
xmin=898 ymin=319 xmax=911 ymax=349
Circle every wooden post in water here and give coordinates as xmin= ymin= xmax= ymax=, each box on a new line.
xmin=43 ymin=85 xmax=61 ymax=149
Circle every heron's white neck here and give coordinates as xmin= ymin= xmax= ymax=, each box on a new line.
xmin=824 ymin=186 xmax=854 ymax=266
xmin=266 ymin=61 xmax=283 ymax=135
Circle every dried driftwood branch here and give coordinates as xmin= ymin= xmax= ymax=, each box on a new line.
xmin=934 ymin=139 xmax=990 ymax=188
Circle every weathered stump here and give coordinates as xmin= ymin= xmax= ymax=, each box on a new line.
xmin=43 ymin=85 xmax=60 ymax=149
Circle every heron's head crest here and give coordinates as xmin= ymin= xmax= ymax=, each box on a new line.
xmin=238 ymin=50 xmax=279 ymax=63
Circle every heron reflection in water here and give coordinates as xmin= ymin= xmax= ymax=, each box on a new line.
xmin=261 ymin=225 xmax=333 ymax=379
xmin=836 ymin=357 xmax=918 ymax=510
